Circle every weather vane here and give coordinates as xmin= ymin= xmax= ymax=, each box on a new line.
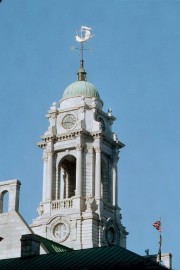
xmin=71 ymin=26 xmax=94 ymax=61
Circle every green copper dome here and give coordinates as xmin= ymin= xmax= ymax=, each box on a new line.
xmin=62 ymin=81 xmax=100 ymax=99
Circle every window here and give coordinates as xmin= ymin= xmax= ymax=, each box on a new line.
xmin=0 ymin=190 xmax=9 ymax=213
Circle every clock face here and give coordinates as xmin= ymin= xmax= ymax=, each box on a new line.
xmin=62 ymin=114 xmax=76 ymax=130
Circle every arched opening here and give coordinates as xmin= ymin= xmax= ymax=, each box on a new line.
xmin=101 ymin=156 xmax=112 ymax=203
xmin=0 ymin=190 xmax=9 ymax=213
xmin=58 ymin=155 xmax=76 ymax=200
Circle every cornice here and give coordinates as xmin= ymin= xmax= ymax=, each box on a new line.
xmin=56 ymin=129 xmax=92 ymax=141
xmin=37 ymin=128 xmax=93 ymax=147
xmin=40 ymin=134 xmax=56 ymax=142
xmin=37 ymin=141 xmax=47 ymax=148
xmin=95 ymin=108 xmax=116 ymax=121
xmin=91 ymin=132 xmax=125 ymax=149
xmin=37 ymin=130 xmax=124 ymax=149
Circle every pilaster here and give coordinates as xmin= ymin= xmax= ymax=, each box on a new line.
xmin=76 ymin=144 xmax=83 ymax=196
xmin=46 ymin=142 xmax=54 ymax=201
xmin=95 ymin=146 xmax=101 ymax=199
xmin=112 ymin=150 xmax=119 ymax=206
xmin=42 ymin=151 xmax=48 ymax=202
xmin=86 ymin=146 xmax=94 ymax=196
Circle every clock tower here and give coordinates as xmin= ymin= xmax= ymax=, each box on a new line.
xmin=31 ymin=28 xmax=128 ymax=249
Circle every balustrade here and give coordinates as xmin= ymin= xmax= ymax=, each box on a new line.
xmin=51 ymin=198 xmax=73 ymax=211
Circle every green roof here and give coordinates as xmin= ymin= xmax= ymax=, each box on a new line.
xmin=35 ymin=234 xmax=72 ymax=253
xmin=0 ymin=245 xmax=167 ymax=270
xmin=62 ymin=81 xmax=100 ymax=99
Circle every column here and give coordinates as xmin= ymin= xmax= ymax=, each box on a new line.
xmin=76 ymin=144 xmax=83 ymax=196
xmin=95 ymin=147 xmax=101 ymax=199
xmin=55 ymin=166 xmax=59 ymax=200
xmin=112 ymin=160 xmax=118 ymax=206
xmin=87 ymin=146 xmax=94 ymax=196
xmin=112 ymin=149 xmax=119 ymax=205
xmin=42 ymin=151 xmax=48 ymax=202
xmin=46 ymin=152 xmax=53 ymax=201
xmin=66 ymin=173 xmax=69 ymax=198
xmin=60 ymin=168 xmax=65 ymax=200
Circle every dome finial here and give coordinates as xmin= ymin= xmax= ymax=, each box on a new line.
xmin=77 ymin=59 xmax=86 ymax=81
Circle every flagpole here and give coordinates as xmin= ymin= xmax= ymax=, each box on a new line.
xmin=158 ymin=217 xmax=162 ymax=263
xmin=153 ymin=218 xmax=162 ymax=264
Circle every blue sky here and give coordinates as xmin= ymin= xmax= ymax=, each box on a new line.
xmin=0 ymin=0 xmax=179 ymax=268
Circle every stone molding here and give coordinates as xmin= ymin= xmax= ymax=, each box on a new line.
xmin=85 ymin=196 xmax=97 ymax=212
xmin=104 ymin=217 xmax=120 ymax=246
xmin=86 ymin=146 xmax=93 ymax=154
xmin=76 ymin=144 xmax=83 ymax=151
xmin=42 ymin=152 xmax=48 ymax=162
xmin=50 ymin=216 xmax=70 ymax=243
xmin=41 ymin=135 xmax=56 ymax=142
xmin=37 ymin=141 xmax=47 ymax=149
xmin=94 ymin=146 xmax=101 ymax=153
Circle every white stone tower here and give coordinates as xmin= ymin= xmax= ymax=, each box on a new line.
xmin=31 ymin=28 xmax=128 ymax=249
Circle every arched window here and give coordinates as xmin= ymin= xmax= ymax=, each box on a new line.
xmin=0 ymin=190 xmax=9 ymax=213
xmin=101 ymin=156 xmax=112 ymax=203
xmin=57 ymin=155 xmax=76 ymax=200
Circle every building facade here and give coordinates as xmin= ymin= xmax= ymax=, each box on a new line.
xmin=0 ymin=180 xmax=33 ymax=259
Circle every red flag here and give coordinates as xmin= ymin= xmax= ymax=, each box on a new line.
xmin=153 ymin=220 xmax=161 ymax=232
